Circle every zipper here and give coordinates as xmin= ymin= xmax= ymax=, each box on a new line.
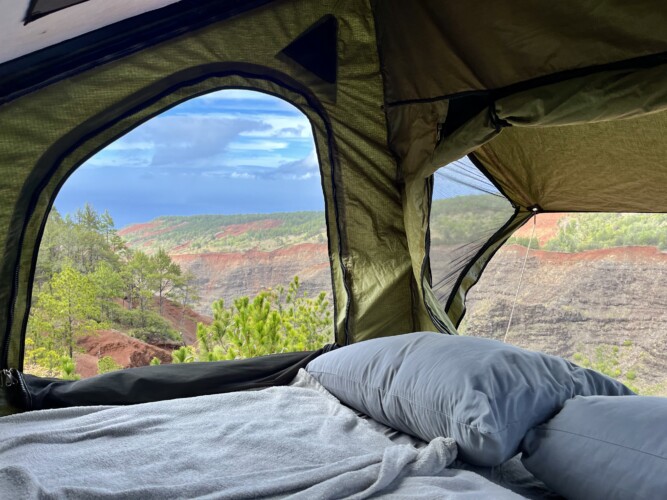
xmin=3 ymin=269 xmax=21 ymax=369
xmin=1 ymin=368 xmax=31 ymax=410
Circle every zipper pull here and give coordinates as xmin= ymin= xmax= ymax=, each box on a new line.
xmin=1 ymin=368 xmax=17 ymax=387
xmin=2 ymin=368 xmax=31 ymax=411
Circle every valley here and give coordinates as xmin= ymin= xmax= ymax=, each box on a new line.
xmin=26 ymin=203 xmax=667 ymax=395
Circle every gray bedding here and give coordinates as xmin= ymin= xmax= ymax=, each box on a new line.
xmin=0 ymin=370 xmax=522 ymax=499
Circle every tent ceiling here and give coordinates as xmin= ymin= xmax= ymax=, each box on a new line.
xmin=473 ymin=110 xmax=667 ymax=213
xmin=0 ymin=0 xmax=180 ymax=65
xmin=373 ymin=0 xmax=667 ymax=103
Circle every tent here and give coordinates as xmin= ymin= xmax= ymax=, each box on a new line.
xmin=1 ymin=0 xmax=666 ymax=414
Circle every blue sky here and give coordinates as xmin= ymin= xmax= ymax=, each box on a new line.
xmin=55 ymin=88 xmax=483 ymax=229
xmin=56 ymin=90 xmax=324 ymax=228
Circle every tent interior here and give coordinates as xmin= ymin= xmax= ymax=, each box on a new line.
xmin=1 ymin=0 xmax=666 ymax=498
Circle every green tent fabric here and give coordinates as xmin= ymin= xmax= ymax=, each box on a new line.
xmin=1 ymin=0 xmax=666 ymax=394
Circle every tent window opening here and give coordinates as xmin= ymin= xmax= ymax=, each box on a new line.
xmin=460 ymin=212 xmax=667 ymax=397
xmin=429 ymin=157 xmax=516 ymax=309
xmin=25 ymin=89 xmax=333 ymax=380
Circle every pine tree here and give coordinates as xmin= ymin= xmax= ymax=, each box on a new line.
xmin=151 ymin=248 xmax=181 ymax=314
xmin=194 ymin=276 xmax=332 ymax=361
xmin=30 ymin=265 xmax=103 ymax=359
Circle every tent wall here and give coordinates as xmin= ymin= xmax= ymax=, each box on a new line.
xmin=0 ymin=0 xmax=428 ymax=371
xmin=373 ymin=0 xmax=667 ymax=327
xmin=2 ymin=0 xmax=667 ymax=379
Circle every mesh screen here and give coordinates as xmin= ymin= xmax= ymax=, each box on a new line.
xmin=429 ymin=157 xmax=515 ymax=310
xmin=460 ymin=212 xmax=667 ymax=396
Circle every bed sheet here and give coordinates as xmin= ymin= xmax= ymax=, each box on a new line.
xmin=291 ymin=370 xmax=562 ymax=499
xmin=0 ymin=369 xmax=523 ymax=499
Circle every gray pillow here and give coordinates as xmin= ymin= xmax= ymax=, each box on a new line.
xmin=306 ymin=332 xmax=633 ymax=466
xmin=522 ymin=395 xmax=667 ymax=500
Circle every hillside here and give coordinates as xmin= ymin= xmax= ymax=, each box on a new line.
xmin=27 ymin=202 xmax=667 ymax=391
xmin=171 ymin=243 xmax=331 ymax=315
xmin=122 ymin=208 xmax=667 ymax=396
xmin=118 ymin=212 xmax=327 ymax=254
xmin=452 ymin=212 xmax=667 ymax=396
xmin=27 ymin=296 xmax=212 ymax=379
xmin=120 ymin=212 xmax=332 ymax=314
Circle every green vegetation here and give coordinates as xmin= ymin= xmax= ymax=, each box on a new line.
xmin=545 ymin=213 xmax=667 ymax=252
xmin=29 ymin=265 xmax=104 ymax=359
xmin=98 ymin=356 xmax=122 ymax=374
xmin=121 ymin=212 xmax=327 ymax=254
xmin=26 ymin=204 xmax=197 ymax=378
xmin=571 ymin=341 xmax=664 ymax=395
xmin=175 ymin=276 xmax=332 ymax=363
xmin=26 ymin=204 xmax=333 ymax=379
xmin=507 ymin=235 xmax=540 ymax=249
xmin=430 ymin=195 xmax=514 ymax=246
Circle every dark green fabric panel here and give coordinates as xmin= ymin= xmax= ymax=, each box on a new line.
xmin=0 ymin=0 xmax=414 ymax=371
xmin=470 ymin=65 xmax=667 ymax=213
xmin=496 ymin=63 xmax=667 ymax=126
xmin=426 ymin=64 xmax=667 ymax=212
xmin=400 ymin=64 xmax=667 ymax=333
xmin=373 ymin=0 xmax=667 ymax=102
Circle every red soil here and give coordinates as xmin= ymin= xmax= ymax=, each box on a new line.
xmin=172 ymin=242 xmax=327 ymax=267
xmin=73 ymin=298 xmax=211 ymax=378
xmin=117 ymin=221 xmax=160 ymax=236
xmin=158 ymin=298 xmax=212 ymax=345
xmin=215 ymin=219 xmax=283 ymax=239
xmin=135 ymin=221 xmax=187 ymax=240
xmin=513 ymin=212 xmax=567 ymax=246
xmin=75 ymin=329 xmax=173 ymax=378
xmin=501 ymin=244 xmax=667 ymax=264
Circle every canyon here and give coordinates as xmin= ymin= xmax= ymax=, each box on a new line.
xmin=84 ymin=210 xmax=666 ymax=394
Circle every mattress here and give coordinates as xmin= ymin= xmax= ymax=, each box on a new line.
xmin=0 ymin=369 xmax=555 ymax=499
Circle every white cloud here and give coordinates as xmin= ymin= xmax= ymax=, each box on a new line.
xmin=104 ymin=140 xmax=154 ymax=151
xmin=182 ymin=111 xmax=312 ymax=139
xmin=198 ymin=89 xmax=277 ymax=101
xmin=128 ymin=114 xmax=270 ymax=168
xmin=228 ymin=140 xmax=289 ymax=151
xmin=260 ymin=149 xmax=319 ymax=180
xmin=230 ymin=172 xmax=257 ymax=179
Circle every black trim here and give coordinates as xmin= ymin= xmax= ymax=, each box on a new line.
xmin=439 ymin=94 xmax=492 ymax=140
xmin=0 ymin=0 xmax=280 ymax=105
xmin=2 ymin=63 xmax=350 ymax=368
xmin=25 ymin=0 xmax=91 ymax=23
xmin=468 ymin=152 xmax=516 ymax=204
xmin=280 ymin=15 xmax=338 ymax=84
xmin=385 ymin=50 xmax=667 ymax=109
xmin=420 ymin=176 xmax=454 ymax=334
xmin=1 ymin=368 xmax=31 ymax=410
xmin=426 ymin=154 xmax=525 ymax=320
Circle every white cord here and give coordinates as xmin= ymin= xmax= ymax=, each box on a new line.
xmin=503 ymin=213 xmax=537 ymax=343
